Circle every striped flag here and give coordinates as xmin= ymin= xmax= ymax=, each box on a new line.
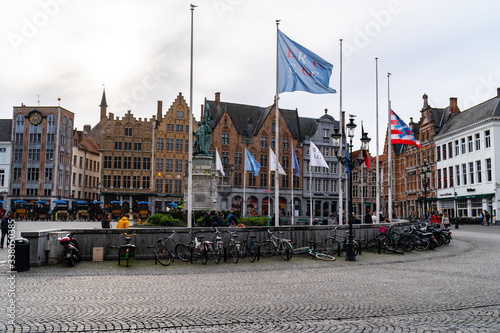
xmin=391 ymin=110 xmax=421 ymax=148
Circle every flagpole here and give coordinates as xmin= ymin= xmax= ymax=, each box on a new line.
xmin=274 ymin=20 xmax=281 ymax=227
xmin=387 ymin=72 xmax=393 ymax=222
xmin=309 ymin=162 xmax=313 ymax=225
xmin=375 ymin=58 xmax=380 ymax=223
xmin=290 ymin=148 xmax=294 ymax=225
xmin=268 ymin=147 xmax=271 ymax=218
xmin=338 ymin=39 xmax=343 ymax=226
xmin=243 ymin=150 xmax=247 ymax=218
xmin=361 ymin=120 xmax=364 ymax=223
xmin=187 ymin=4 xmax=196 ymax=228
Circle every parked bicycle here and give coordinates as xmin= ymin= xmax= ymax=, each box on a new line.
xmin=293 ymin=240 xmax=335 ymax=261
xmin=366 ymin=226 xmax=406 ymax=254
xmin=111 ymin=233 xmax=137 ymax=267
xmin=148 ymin=231 xmax=177 ymax=266
xmin=260 ymin=229 xmax=293 ymax=261
xmin=174 ymin=230 xmax=211 ymax=265
xmin=239 ymin=229 xmax=259 ymax=262
xmin=225 ymin=230 xmax=241 ymax=263
xmin=325 ymin=227 xmax=362 ymax=257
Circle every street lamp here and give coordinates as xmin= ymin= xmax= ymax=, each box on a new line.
xmin=331 ymin=117 xmax=371 ymax=261
xmin=454 ymin=191 xmax=459 ymax=229
xmin=421 ymin=161 xmax=431 ymax=219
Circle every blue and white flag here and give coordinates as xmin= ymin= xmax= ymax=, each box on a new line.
xmin=292 ymin=146 xmax=300 ymax=177
xmin=309 ymin=142 xmax=329 ymax=169
xmin=278 ymin=29 xmax=336 ymax=94
xmin=245 ymin=148 xmax=261 ymax=176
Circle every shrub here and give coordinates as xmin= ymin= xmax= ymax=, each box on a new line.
xmin=147 ymin=213 xmax=185 ymax=227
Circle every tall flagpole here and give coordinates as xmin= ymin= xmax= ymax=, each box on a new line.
xmin=243 ymin=149 xmax=246 ymax=218
xmin=387 ymin=72 xmax=393 ymax=221
xmin=291 ymin=158 xmax=294 ymax=225
xmin=338 ymin=39 xmax=343 ymax=226
xmin=375 ymin=58 xmax=380 ymax=223
xmin=274 ymin=20 xmax=280 ymax=226
xmin=361 ymin=120 xmax=364 ymax=223
xmin=309 ymin=162 xmax=313 ymax=225
xmin=187 ymin=4 xmax=196 ymax=228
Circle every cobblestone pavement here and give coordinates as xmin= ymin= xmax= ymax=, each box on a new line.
xmin=0 ymin=224 xmax=499 ymax=332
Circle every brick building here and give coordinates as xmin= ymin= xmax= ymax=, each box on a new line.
xmin=71 ymin=126 xmax=100 ymax=201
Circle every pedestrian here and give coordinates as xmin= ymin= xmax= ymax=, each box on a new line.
xmin=228 ymin=211 xmax=237 ymax=226
xmin=442 ymin=212 xmax=450 ymax=228
xmin=202 ymin=211 xmax=211 ymax=227
xmin=485 ymin=211 xmax=491 ymax=226
xmin=431 ymin=212 xmax=441 ymax=227
xmin=1 ymin=213 xmax=14 ymax=249
xmin=101 ymin=213 xmax=112 ymax=229
xmin=372 ymin=211 xmax=379 ymax=224
xmin=364 ymin=209 xmax=373 ymax=224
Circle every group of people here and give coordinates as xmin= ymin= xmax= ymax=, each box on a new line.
xmin=202 ymin=211 xmax=238 ymax=227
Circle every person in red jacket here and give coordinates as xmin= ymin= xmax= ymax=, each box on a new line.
xmin=431 ymin=212 xmax=441 ymax=227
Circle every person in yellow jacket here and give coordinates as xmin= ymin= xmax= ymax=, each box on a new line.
xmin=116 ymin=215 xmax=130 ymax=229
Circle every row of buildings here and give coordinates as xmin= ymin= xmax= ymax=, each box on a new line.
xmin=1 ymin=87 xmax=499 ymax=222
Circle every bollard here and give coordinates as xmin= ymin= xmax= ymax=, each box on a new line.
xmin=455 ymin=217 xmax=459 ymax=229
xmin=377 ymin=238 xmax=382 ymax=254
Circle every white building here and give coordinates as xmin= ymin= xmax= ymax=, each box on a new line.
xmin=435 ymin=89 xmax=500 ymax=223
xmin=0 ymin=119 xmax=12 ymax=211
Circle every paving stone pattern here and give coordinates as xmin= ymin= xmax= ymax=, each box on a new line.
xmin=0 ymin=224 xmax=499 ymax=332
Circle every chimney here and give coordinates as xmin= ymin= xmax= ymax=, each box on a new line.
xmin=450 ymin=97 xmax=459 ymax=114
xmin=497 ymin=87 xmax=500 ymax=98
xmin=215 ymin=92 xmax=221 ymax=108
xmin=83 ymin=124 xmax=91 ymax=134
xmin=157 ymin=101 xmax=163 ymax=121
xmin=422 ymin=93 xmax=429 ymax=109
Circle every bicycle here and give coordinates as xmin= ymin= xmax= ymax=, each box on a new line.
xmin=174 ymin=230 xmax=211 ymax=265
xmin=293 ymin=240 xmax=335 ymax=261
xmin=111 ymin=233 xmax=136 ymax=267
xmin=225 ymin=230 xmax=241 ymax=263
xmin=148 ymin=231 xmax=177 ymax=266
xmin=366 ymin=226 xmax=405 ymax=254
xmin=260 ymin=229 xmax=293 ymax=261
xmin=324 ymin=227 xmax=361 ymax=257
xmin=239 ymin=229 xmax=259 ymax=262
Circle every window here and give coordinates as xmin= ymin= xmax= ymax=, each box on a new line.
xmin=234 ymin=152 xmax=242 ymax=166
xmin=143 ymin=157 xmax=151 ymax=170
xmin=123 ymin=156 xmax=131 ymax=169
xmin=28 ymin=148 xmax=41 ymax=161
xmin=175 ymin=139 xmax=182 ymax=151
xmin=15 ymin=133 xmax=23 ymax=142
xmin=13 ymin=168 xmax=21 ymax=181
xmin=485 ymin=130 xmax=491 ymax=148
xmin=165 ymin=179 xmax=172 ymax=192
xmin=323 ymin=129 xmax=329 ymax=138
xmin=103 ymin=175 xmax=111 ymax=188
xmin=133 ymin=157 xmax=141 ymax=169
xmin=14 ymin=147 xmax=22 ymax=161
xmin=134 ymin=142 xmax=142 ymax=151
xmin=486 ymin=158 xmax=492 ymax=182
xmin=156 ymin=138 xmax=164 ymax=150
xmin=259 ymin=173 xmax=267 ymax=187
xmin=442 ymin=168 xmax=447 ymax=188
xmin=221 ymin=152 xmax=229 ymax=165
xmin=123 ymin=176 xmax=130 ymax=188
xmin=45 ymin=168 xmax=53 ymax=181
xmin=176 ymin=110 xmax=183 ymax=118
xmin=437 ymin=169 xmax=441 ymax=189
xmin=282 ymin=174 xmax=289 ymax=188
xmin=114 ymin=142 xmax=122 ymax=150
xmin=222 ymin=133 xmax=229 ymax=145
xmin=469 ymin=162 xmax=474 ymax=184
xmin=282 ymin=155 xmax=289 ymax=169
xmin=271 ymin=137 xmax=275 ymax=149
xmin=124 ymin=142 xmax=132 ymax=151
xmin=436 ymin=146 xmax=441 ymax=161
xmin=461 ymin=138 xmax=466 ymax=154
xmin=113 ymin=156 xmax=121 ymax=169
xmin=104 ymin=156 xmax=111 ymax=169
xmin=185 ymin=140 xmax=189 ymax=152
xmin=165 ymin=159 xmax=173 ymax=172
xmin=155 ymin=179 xmax=163 ymax=192
xmin=455 ymin=165 xmax=460 ymax=186
xmin=260 ymin=154 xmax=268 ymax=168
xmin=133 ymin=176 xmax=140 ymax=189
xmin=125 ymin=128 xmax=132 ymax=137
xmin=476 ymin=160 xmax=482 ymax=183
xmin=462 ymin=164 xmax=467 ymax=185
xmin=155 ymin=158 xmax=163 ymax=171
xmin=282 ymin=138 xmax=289 ymax=150
xmin=174 ymin=179 xmax=182 ymax=193
xmin=166 ymin=138 xmax=173 ymax=151
xmin=454 ymin=140 xmax=459 ymax=156
xmin=448 ymin=142 xmax=453 ymax=159
xmin=175 ymin=159 xmax=182 ymax=172
xmin=467 ymin=136 xmax=473 ymax=152
xmin=475 ymin=133 xmax=480 ymax=151
xmin=27 ymin=168 xmax=39 ymax=181
xmin=442 ymin=144 xmax=446 ymax=160
xmin=248 ymin=173 xmax=256 ymax=187
xmin=176 ymin=124 xmax=183 ymax=131
xmin=113 ymin=175 xmax=121 ymax=188
xmin=142 ymin=176 xmax=150 ymax=189
xmin=449 ymin=166 xmax=454 ymax=187
xmin=261 ymin=136 xmax=267 ymax=148
xmin=166 ymin=124 xmax=174 ymax=131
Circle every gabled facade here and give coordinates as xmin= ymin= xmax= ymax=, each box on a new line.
xmin=71 ymin=126 xmax=100 ymax=201
xmin=0 ymin=119 xmax=13 ymax=210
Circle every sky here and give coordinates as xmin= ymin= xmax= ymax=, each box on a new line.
xmin=2 ymin=0 xmax=500 ymax=153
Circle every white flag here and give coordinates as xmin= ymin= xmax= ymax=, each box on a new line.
xmin=269 ymin=147 xmax=286 ymax=175
xmin=309 ymin=142 xmax=329 ymax=168
xmin=216 ymin=148 xmax=225 ymax=176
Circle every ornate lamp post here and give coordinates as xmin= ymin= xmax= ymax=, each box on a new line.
xmin=421 ymin=161 xmax=431 ymax=219
xmin=331 ymin=117 xmax=371 ymax=261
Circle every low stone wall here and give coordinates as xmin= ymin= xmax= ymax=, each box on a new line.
xmin=21 ymin=222 xmax=407 ymax=267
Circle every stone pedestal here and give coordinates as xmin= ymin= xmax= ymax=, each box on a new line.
xmin=188 ymin=155 xmax=217 ymax=212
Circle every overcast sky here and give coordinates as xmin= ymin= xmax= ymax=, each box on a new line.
xmin=2 ymin=0 xmax=500 ymax=153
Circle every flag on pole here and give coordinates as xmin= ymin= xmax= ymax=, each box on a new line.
xmin=269 ymin=147 xmax=286 ymax=175
xmin=345 ymin=142 xmax=349 ymax=177
xmin=277 ymin=29 xmax=337 ymax=94
xmin=245 ymin=148 xmax=261 ymax=176
xmin=361 ymin=125 xmax=370 ymax=168
xmin=390 ymin=110 xmax=421 ymax=148
xmin=292 ymin=146 xmax=300 ymax=177
xmin=309 ymin=142 xmax=329 ymax=168
xmin=215 ymin=148 xmax=225 ymax=176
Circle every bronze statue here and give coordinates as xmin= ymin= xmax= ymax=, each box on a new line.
xmin=193 ymin=98 xmax=212 ymax=156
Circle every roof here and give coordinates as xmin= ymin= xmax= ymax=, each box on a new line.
xmin=0 ymin=119 xmax=12 ymax=142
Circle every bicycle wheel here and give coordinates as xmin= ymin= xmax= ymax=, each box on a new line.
xmin=154 ymin=245 xmax=172 ymax=266
xmin=214 ymin=248 xmax=221 ymax=264
xmin=280 ymin=242 xmax=293 ymax=261
xmin=366 ymin=239 xmax=379 ymax=252
xmin=315 ymin=252 xmax=335 ymax=261
xmin=175 ymin=244 xmax=191 ymax=262
xmin=249 ymin=242 xmax=258 ymax=262
xmin=228 ymin=244 xmax=239 ymax=263
xmin=199 ymin=249 xmax=208 ymax=265
xmin=260 ymin=240 xmax=277 ymax=257
xmin=398 ymin=235 xmax=415 ymax=252
xmin=376 ymin=234 xmax=391 ymax=248
xmin=239 ymin=240 xmax=248 ymax=259
xmin=325 ymin=238 xmax=342 ymax=256
xmin=414 ymin=236 xmax=429 ymax=251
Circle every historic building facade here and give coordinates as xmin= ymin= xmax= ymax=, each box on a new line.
xmin=10 ymin=104 xmax=74 ymax=205
xmin=71 ymin=126 xmax=100 ymax=201
xmin=0 ymin=119 xmax=12 ymax=210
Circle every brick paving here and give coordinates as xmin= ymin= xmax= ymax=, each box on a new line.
xmin=0 ymin=224 xmax=499 ymax=332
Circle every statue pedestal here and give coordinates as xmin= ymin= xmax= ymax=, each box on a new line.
xmin=188 ymin=155 xmax=217 ymax=212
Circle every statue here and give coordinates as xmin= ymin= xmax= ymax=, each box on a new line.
xmin=193 ymin=98 xmax=212 ymax=156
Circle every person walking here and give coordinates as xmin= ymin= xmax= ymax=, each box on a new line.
xmin=372 ymin=211 xmax=379 ymax=224
xmin=485 ymin=211 xmax=491 ymax=226
xmin=442 ymin=212 xmax=450 ymax=228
